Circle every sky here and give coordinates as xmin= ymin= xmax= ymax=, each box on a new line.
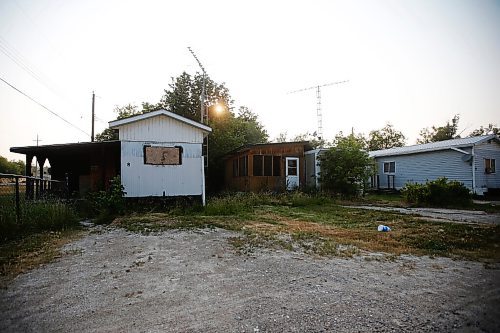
xmin=1 ymin=0 xmax=499 ymax=162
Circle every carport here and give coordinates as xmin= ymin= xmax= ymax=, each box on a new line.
xmin=10 ymin=141 xmax=120 ymax=196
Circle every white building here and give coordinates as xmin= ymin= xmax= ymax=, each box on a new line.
xmin=109 ymin=109 xmax=211 ymax=203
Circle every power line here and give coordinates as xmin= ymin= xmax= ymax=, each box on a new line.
xmin=0 ymin=36 xmax=61 ymax=99
xmin=0 ymin=76 xmax=90 ymax=136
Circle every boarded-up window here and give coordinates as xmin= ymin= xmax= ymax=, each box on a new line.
xmin=144 ymin=146 xmax=182 ymax=165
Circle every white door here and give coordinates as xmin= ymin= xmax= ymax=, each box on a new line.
xmin=286 ymin=157 xmax=299 ymax=190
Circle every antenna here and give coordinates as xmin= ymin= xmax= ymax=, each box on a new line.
xmin=288 ymin=80 xmax=348 ymax=140
xmin=188 ymin=47 xmax=207 ymax=124
xmin=187 ymin=47 xmax=209 ymax=169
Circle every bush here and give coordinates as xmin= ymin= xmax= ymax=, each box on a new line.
xmin=86 ymin=176 xmax=126 ymax=224
xmin=402 ymin=177 xmax=471 ymax=207
xmin=319 ymin=134 xmax=375 ymax=197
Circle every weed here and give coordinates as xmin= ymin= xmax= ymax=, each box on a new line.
xmin=0 ymin=229 xmax=84 ymax=288
xmin=114 ymin=193 xmax=500 ymax=262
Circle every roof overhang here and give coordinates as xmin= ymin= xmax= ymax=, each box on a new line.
xmin=369 ymin=134 xmax=499 ymax=158
xmin=10 ymin=141 xmax=121 ymax=157
xmin=224 ymin=141 xmax=314 ymax=158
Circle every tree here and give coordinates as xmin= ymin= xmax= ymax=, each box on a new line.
xmin=158 ymin=72 xmax=233 ymax=122
xmin=160 ymin=73 xmax=267 ymax=192
xmin=469 ymin=124 xmax=499 ymax=137
xmin=417 ymin=115 xmax=460 ymax=144
xmin=0 ymin=156 xmax=26 ymax=175
xmin=274 ymin=132 xmax=288 ymax=143
xmin=367 ymin=123 xmax=406 ymax=151
xmin=95 ymin=104 xmax=142 ymax=142
xmin=205 ymin=106 xmax=268 ymax=192
xmin=292 ymin=132 xmax=327 ymax=149
xmin=319 ymin=133 xmax=374 ymax=197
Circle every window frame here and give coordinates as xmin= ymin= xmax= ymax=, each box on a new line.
xmin=485 ymin=158 xmax=496 ymax=174
xmin=383 ymin=161 xmax=395 ymax=174
xmin=252 ymin=154 xmax=282 ymax=177
xmin=143 ymin=145 xmax=182 ymax=165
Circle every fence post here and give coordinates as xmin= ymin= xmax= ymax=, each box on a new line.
xmin=15 ymin=176 xmax=20 ymax=223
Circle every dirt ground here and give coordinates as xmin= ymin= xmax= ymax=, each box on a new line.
xmin=346 ymin=205 xmax=500 ymax=224
xmin=1 ymin=226 xmax=499 ymax=333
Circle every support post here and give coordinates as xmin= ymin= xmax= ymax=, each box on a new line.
xmin=91 ymin=91 xmax=95 ymax=142
xmin=15 ymin=176 xmax=20 ymax=223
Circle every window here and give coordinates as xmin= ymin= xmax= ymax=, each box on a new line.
xmin=485 ymin=158 xmax=496 ymax=174
xmin=144 ymin=146 xmax=182 ymax=165
xmin=232 ymin=159 xmax=238 ymax=177
xmin=233 ymin=156 xmax=249 ymax=177
xmin=264 ymin=156 xmax=273 ymax=176
xmin=239 ymin=156 xmax=248 ymax=177
xmin=383 ymin=161 xmax=395 ymax=173
xmin=287 ymin=159 xmax=297 ymax=176
xmin=253 ymin=155 xmax=281 ymax=176
xmin=253 ymin=155 xmax=263 ymax=176
xmin=273 ymin=156 xmax=281 ymax=176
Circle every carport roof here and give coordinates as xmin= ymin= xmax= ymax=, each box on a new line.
xmin=10 ymin=141 xmax=120 ymax=156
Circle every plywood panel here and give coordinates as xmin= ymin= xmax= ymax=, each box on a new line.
xmin=144 ymin=146 xmax=180 ymax=165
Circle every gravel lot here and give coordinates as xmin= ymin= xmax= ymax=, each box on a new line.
xmin=345 ymin=206 xmax=500 ymax=225
xmin=1 ymin=226 xmax=499 ymax=333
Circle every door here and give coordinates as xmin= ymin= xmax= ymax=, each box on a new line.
xmin=286 ymin=157 xmax=299 ymax=190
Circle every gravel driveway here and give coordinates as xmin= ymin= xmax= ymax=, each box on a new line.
xmin=1 ymin=226 xmax=499 ymax=332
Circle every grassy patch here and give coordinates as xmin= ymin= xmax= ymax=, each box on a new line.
xmin=0 ymin=228 xmax=85 ymax=288
xmin=1 ymin=197 xmax=79 ymax=242
xmin=355 ymin=192 xmax=407 ymax=207
xmin=115 ymin=193 xmax=500 ymax=262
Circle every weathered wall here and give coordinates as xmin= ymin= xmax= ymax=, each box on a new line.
xmin=121 ymin=141 xmax=203 ymax=197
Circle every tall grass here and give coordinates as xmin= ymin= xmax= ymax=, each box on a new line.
xmin=0 ymin=196 xmax=78 ymax=242
xmin=201 ymin=192 xmax=334 ymax=216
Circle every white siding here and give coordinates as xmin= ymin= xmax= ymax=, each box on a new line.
xmin=120 ymin=141 xmax=204 ymax=197
xmin=474 ymin=141 xmax=500 ymax=190
xmin=375 ymin=148 xmax=473 ymax=190
xmin=118 ymin=115 xmax=204 ymax=143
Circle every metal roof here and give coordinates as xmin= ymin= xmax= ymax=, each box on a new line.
xmin=108 ymin=109 xmax=212 ymax=133
xmin=225 ymin=141 xmax=313 ymax=157
xmin=10 ymin=141 xmax=120 ymax=155
xmin=368 ymin=134 xmax=499 ymax=158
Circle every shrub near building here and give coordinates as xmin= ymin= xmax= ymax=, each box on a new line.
xmin=319 ymin=134 xmax=375 ymax=197
xmin=402 ymin=177 xmax=472 ymax=207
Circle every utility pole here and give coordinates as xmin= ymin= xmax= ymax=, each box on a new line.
xmin=91 ymin=91 xmax=95 ymax=142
